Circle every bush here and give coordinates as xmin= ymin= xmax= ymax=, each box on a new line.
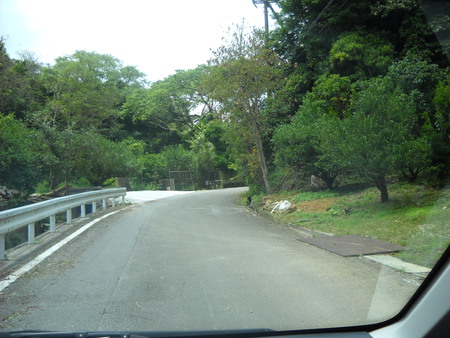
xmin=0 ymin=114 xmax=40 ymax=194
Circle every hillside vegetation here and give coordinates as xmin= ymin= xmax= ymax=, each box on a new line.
xmin=249 ymin=182 xmax=449 ymax=268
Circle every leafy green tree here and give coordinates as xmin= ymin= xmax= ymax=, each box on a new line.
xmin=39 ymin=127 xmax=88 ymax=194
xmin=433 ymin=75 xmax=450 ymax=135
xmin=386 ymin=54 xmax=447 ymax=182
xmin=11 ymin=52 xmax=46 ymax=118
xmin=119 ymin=109 xmax=182 ymax=153
xmin=160 ymin=144 xmax=195 ymax=172
xmin=141 ymin=153 xmax=168 ymax=187
xmin=273 ymin=0 xmax=447 ymax=67
xmin=0 ymin=39 xmax=16 ymax=115
xmin=372 ymin=0 xmax=448 ymax=65
xmin=121 ymin=66 xmax=210 ymax=145
xmin=82 ymin=133 xmax=143 ymax=186
xmin=306 ymin=74 xmax=355 ymax=119
xmin=270 ymin=0 xmax=447 ymax=123
xmin=272 ymin=0 xmax=375 ymax=65
xmin=222 ymin=121 xmax=261 ymax=189
xmin=427 ymin=74 xmax=450 ymax=186
xmin=387 ymin=54 xmax=444 ymax=120
xmin=275 ymin=64 xmax=314 ymax=116
xmin=120 ymin=66 xmax=215 ymax=154
xmin=396 ymin=136 xmax=432 ymax=182
xmin=273 ymin=73 xmax=356 ymax=189
xmin=200 ymin=116 xmax=231 ymax=172
xmin=329 ymin=31 xmax=394 ymax=79
xmin=321 ymin=78 xmax=419 ymax=202
xmin=0 ymin=40 xmax=46 ymax=119
xmin=204 ymin=24 xmax=285 ymax=193
xmin=0 ymin=114 xmax=41 ymax=194
xmin=37 ymin=50 xmax=145 ymax=131
xmin=189 ymin=129 xmax=217 ymax=188
xmin=39 ymin=128 xmax=142 ymax=192
xmin=273 ymin=97 xmax=342 ymax=190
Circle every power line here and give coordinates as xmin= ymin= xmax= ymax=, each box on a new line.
xmin=309 ymin=0 xmax=350 ymax=42
xmin=302 ymin=0 xmax=335 ymax=37
xmin=283 ymin=0 xmax=350 ymax=61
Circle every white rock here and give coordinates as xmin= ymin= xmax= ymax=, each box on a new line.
xmin=271 ymin=200 xmax=292 ymax=213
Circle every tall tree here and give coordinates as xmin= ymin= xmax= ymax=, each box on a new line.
xmin=203 ymin=24 xmax=284 ymax=193
xmin=0 ymin=39 xmax=46 ymax=118
xmin=122 ymin=68 xmax=203 ymax=131
xmin=273 ymin=96 xmax=344 ymax=190
xmin=329 ymin=31 xmax=394 ymax=79
xmin=0 ymin=114 xmax=41 ymax=194
xmin=121 ymin=66 xmax=211 ymax=151
xmin=321 ymin=78 xmax=419 ymax=202
xmin=37 ymin=50 xmax=145 ymax=132
xmin=0 ymin=38 xmax=15 ymax=115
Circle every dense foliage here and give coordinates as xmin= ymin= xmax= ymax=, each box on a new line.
xmin=0 ymin=0 xmax=448 ymax=206
xmin=269 ymin=0 xmax=448 ymax=201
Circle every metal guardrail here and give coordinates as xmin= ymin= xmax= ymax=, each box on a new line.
xmin=0 ymin=188 xmax=126 ymax=260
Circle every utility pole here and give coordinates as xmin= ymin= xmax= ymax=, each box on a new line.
xmin=263 ymin=1 xmax=269 ymax=33
xmin=252 ymin=0 xmax=280 ymax=34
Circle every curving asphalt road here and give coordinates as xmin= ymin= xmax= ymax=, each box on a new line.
xmin=0 ymin=188 xmax=420 ymax=332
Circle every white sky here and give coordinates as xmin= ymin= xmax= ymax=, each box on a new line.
xmin=0 ymin=0 xmax=277 ymax=82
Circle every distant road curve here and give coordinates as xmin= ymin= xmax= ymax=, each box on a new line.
xmin=125 ymin=188 xmax=248 ymax=203
xmin=125 ymin=190 xmax=197 ymax=203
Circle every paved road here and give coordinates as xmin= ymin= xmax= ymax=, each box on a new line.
xmin=0 ymin=188 xmax=419 ymax=332
xmin=124 ymin=190 xmax=193 ymax=203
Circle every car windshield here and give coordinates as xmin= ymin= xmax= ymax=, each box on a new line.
xmin=0 ymin=0 xmax=448 ymax=334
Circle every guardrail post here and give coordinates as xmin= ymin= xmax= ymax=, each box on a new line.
xmin=81 ymin=204 xmax=86 ymax=217
xmin=122 ymin=195 xmax=125 ymax=204
xmin=112 ymin=197 xmax=116 ymax=207
xmin=28 ymin=223 xmax=35 ymax=244
xmin=50 ymin=215 xmax=56 ymax=232
xmin=66 ymin=209 xmax=72 ymax=224
xmin=0 ymin=235 xmax=5 ymax=260
xmin=92 ymin=202 xmax=97 ymax=213
xmin=102 ymin=199 xmax=107 ymax=209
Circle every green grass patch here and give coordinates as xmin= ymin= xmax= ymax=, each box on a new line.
xmin=253 ymin=182 xmax=449 ymax=268
xmin=291 ymin=190 xmax=340 ymax=203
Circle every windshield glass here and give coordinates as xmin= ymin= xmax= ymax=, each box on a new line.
xmin=0 ymin=0 xmax=448 ymax=333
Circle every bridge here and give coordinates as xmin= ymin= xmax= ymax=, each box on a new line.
xmin=0 ymin=188 xmax=421 ymax=331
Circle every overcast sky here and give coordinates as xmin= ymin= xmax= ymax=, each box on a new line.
xmin=0 ymin=0 xmax=277 ymax=82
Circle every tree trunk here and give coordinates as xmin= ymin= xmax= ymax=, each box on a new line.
xmin=49 ymin=169 xmax=55 ymax=190
xmin=373 ymin=176 xmax=389 ymax=203
xmin=64 ymin=169 xmax=72 ymax=196
xmin=251 ymin=119 xmax=271 ymax=194
xmin=43 ymin=185 xmax=70 ymax=197
xmin=402 ymin=167 xmax=420 ymax=182
xmin=64 ymin=176 xmax=70 ymax=196
xmin=321 ymin=174 xmax=336 ymax=190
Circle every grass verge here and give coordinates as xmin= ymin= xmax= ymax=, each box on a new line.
xmin=250 ymin=182 xmax=449 ymax=268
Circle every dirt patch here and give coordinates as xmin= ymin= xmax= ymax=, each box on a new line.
xmin=296 ymin=197 xmax=337 ymax=213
